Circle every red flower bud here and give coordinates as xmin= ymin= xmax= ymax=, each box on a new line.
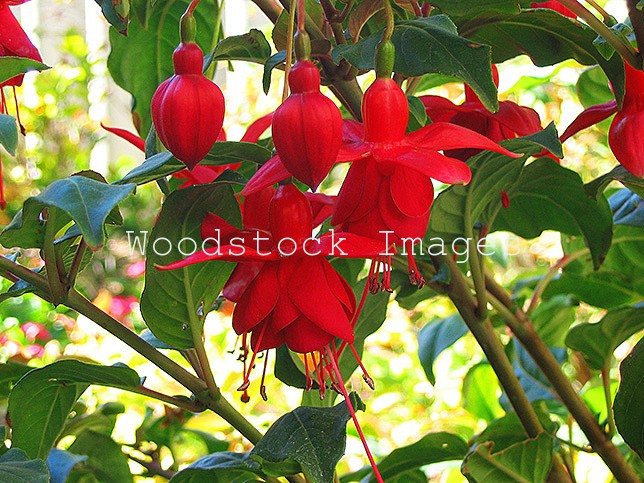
xmin=363 ymin=78 xmax=409 ymax=144
xmin=530 ymin=2 xmax=575 ymax=18
xmin=151 ymin=42 xmax=225 ymax=170
xmin=272 ymin=60 xmax=343 ymax=190
xmin=609 ymin=62 xmax=644 ymax=178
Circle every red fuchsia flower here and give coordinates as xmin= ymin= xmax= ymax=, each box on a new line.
xmin=530 ymin=1 xmax=576 ymax=18
xmin=272 ymin=59 xmax=343 ymax=190
xmin=241 ymin=77 xmax=519 ymax=290
xmin=0 ymin=0 xmax=42 ymax=88
xmin=420 ymin=65 xmax=543 ymax=161
xmin=557 ymin=62 xmax=644 ymax=177
xmin=159 ymin=183 xmax=390 ymax=400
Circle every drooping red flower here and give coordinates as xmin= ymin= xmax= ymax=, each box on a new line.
xmin=151 ymin=41 xmax=225 ymax=169
xmin=241 ymin=77 xmax=519 ymax=289
xmin=272 ymin=60 xmax=343 ymax=190
xmin=530 ymin=1 xmax=576 ymax=18
xmin=0 ymin=0 xmax=42 ymax=88
xmin=420 ymin=65 xmax=543 ymax=160
xmin=160 ymin=183 xmax=390 ymax=399
xmin=557 ymin=62 xmax=644 ymax=177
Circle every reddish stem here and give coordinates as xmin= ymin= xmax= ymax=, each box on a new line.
xmin=187 ymin=0 xmax=201 ymax=14
xmin=324 ymin=346 xmax=383 ymax=483
xmin=297 ymin=0 xmax=305 ymax=32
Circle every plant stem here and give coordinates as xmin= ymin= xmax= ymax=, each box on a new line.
xmin=483 ymin=274 xmax=640 ymax=482
xmin=127 ymin=453 xmax=175 ymax=480
xmin=383 ymin=0 xmax=395 ymax=41
xmin=191 ymin=322 xmax=222 ymax=401
xmin=282 ymin=0 xmax=297 ymax=101
xmin=601 ymin=365 xmax=617 ymax=438
xmin=125 ymin=385 xmax=203 ymax=412
xmin=66 ymin=238 xmax=87 ymax=290
xmin=42 ymin=209 xmax=66 ymax=304
xmin=249 ymin=0 xmax=282 ymax=23
xmin=409 ymin=0 xmax=422 ymax=16
xmin=557 ymin=0 xmax=641 ymax=68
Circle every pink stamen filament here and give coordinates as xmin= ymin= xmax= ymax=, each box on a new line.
xmin=349 ymin=343 xmax=375 ymax=390
xmin=406 ymin=253 xmax=425 ymax=288
xmin=260 ymin=350 xmax=269 ymax=401
xmin=12 ymin=87 xmax=24 ymax=135
xmin=324 ymin=346 xmax=384 ymax=483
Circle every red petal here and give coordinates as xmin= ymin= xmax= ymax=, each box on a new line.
xmin=0 ymin=5 xmax=41 ymax=62
xmin=241 ymin=112 xmax=273 ymax=142
xmin=287 ymin=257 xmax=354 ymax=342
xmin=157 ymin=245 xmax=278 ymax=270
xmin=242 ymin=185 xmax=275 ymax=230
xmin=222 ymin=262 xmax=263 ymax=302
xmin=238 ymin=155 xmax=291 ymax=196
xmin=321 ymin=259 xmax=355 ymax=312
xmin=232 ymin=262 xmax=279 ymax=334
xmin=390 ymin=166 xmax=434 ymax=217
xmin=380 ymin=186 xmax=431 ymax=241
xmin=420 ymin=95 xmax=461 ymax=122
xmin=332 ymin=158 xmax=382 ymax=225
xmin=408 ymin=122 xmax=520 ymax=158
xmin=282 ymin=316 xmax=334 ymax=354
xmin=271 ymin=260 xmax=300 ymax=331
xmin=342 ymin=119 xmax=365 ymax=142
xmin=201 ymin=213 xmax=239 ymax=242
xmin=494 ymin=101 xmax=543 ymax=137
xmin=250 ymin=316 xmax=286 ymax=352
xmin=560 ymin=100 xmax=618 ymax=143
xmin=394 ymin=148 xmax=472 ymax=185
xmin=101 ymin=123 xmax=145 ymax=151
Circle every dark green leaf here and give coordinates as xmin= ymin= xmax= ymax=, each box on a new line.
xmin=93 ymin=0 xmax=129 ymax=34
xmin=462 ymin=433 xmax=554 ymax=483
xmin=565 ymin=305 xmax=644 ymax=370
xmin=586 ymin=165 xmax=644 ymax=199
xmin=367 ymin=432 xmax=468 ymax=482
xmin=417 ymin=315 xmax=468 ymax=385
xmin=263 ymin=51 xmax=286 ymax=94
xmin=333 ymin=16 xmax=499 ymax=112
xmin=107 ymin=0 xmax=218 ymax=134
xmin=462 ymin=363 xmax=505 ymax=422
xmin=493 ymin=158 xmax=613 ymax=269
xmin=0 ymin=175 xmax=134 ymax=250
xmin=427 ymin=124 xmax=562 ymax=244
xmin=117 ymin=152 xmax=177 ymax=185
xmin=429 ymin=0 xmax=530 ymax=17
xmin=46 ymin=449 xmax=87 ymax=483
xmin=614 ymin=338 xmax=644 ymax=458
xmin=467 ymin=10 xmax=625 ymax=105
xmin=209 ymin=29 xmax=271 ymax=64
xmin=407 ymin=96 xmax=429 ymax=132
xmin=140 ymin=329 xmax=179 ymax=350
xmin=0 ymin=57 xmax=51 ymax=86
xmin=0 ymin=362 xmax=32 ymax=398
xmin=251 ymin=395 xmax=365 ymax=483
xmin=67 ymin=431 xmax=133 ymax=483
xmin=0 ymin=448 xmax=49 ymax=483
xmin=9 ymin=360 xmax=139 ymax=459
xmin=170 ymin=452 xmax=261 ymax=482
xmin=140 ymin=184 xmax=240 ymax=349
xmin=577 ymin=66 xmax=614 ymax=108
xmin=531 ymin=295 xmax=578 ymax=347
xmin=130 ymin=0 xmax=151 ymax=28
xmin=0 ymin=114 xmax=18 ymax=157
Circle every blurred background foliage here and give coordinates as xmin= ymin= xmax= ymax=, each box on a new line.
xmin=0 ymin=1 xmax=640 ymax=481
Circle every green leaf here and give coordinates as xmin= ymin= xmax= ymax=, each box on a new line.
xmin=614 ymin=338 xmax=644 ymax=459
xmin=565 ymin=305 xmax=644 ymax=370
xmin=462 ymin=363 xmax=505 ymax=422
xmin=8 ymin=360 xmax=140 ymax=459
xmin=429 ymin=0 xmax=530 ymax=17
xmin=367 ymin=432 xmax=468 ymax=482
xmin=140 ymin=183 xmax=240 ymax=349
xmin=417 ymin=315 xmax=468 ymax=385
xmin=586 ymin=165 xmax=644 ymax=199
xmin=263 ymin=51 xmax=286 ymax=94
xmin=208 ymin=29 xmax=271 ymax=64
xmin=0 ymin=114 xmax=18 ymax=157
xmin=0 ymin=175 xmax=134 ymax=250
xmin=0 ymin=57 xmax=51 ymax=86
xmin=407 ymin=96 xmax=429 ymax=132
xmin=170 ymin=452 xmax=262 ymax=482
xmin=0 ymin=448 xmax=49 ymax=483
xmin=251 ymin=395 xmax=365 ymax=483
xmin=107 ymin=0 xmax=218 ymax=134
xmin=46 ymin=449 xmax=87 ymax=483
xmin=493 ymin=158 xmax=613 ymax=269
xmin=462 ymin=433 xmax=554 ymax=483
xmin=93 ymin=0 xmax=130 ymax=34
xmin=531 ymin=295 xmax=578 ymax=347
xmin=67 ymin=431 xmax=133 ymax=483
xmin=0 ymin=362 xmax=32 ymax=398
xmin=467 ymin=10 xmax=626 ymax=105
xmin=272 ymin=0 xmax=324 ymax=52
xmin=577 ymin=66 xmax=615 ymax=108
xmin=427 ymin=124 xmax=562 ymax=244
xmin=333 ymin=16 xmax=499 ymax=112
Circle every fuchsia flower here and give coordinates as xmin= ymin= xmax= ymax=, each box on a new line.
xmin=557 ymin=61 xmax=644 ymax=177
xmin=272 ymin=60 xmax=343 ymax=190
xmin=241 ymin=76 xmax=519 ymax=289
xmin=530 ymin=1 xmax=576 ymax=18
xmin=420 ymin=66 xmax=543 ymax=161
xmin=160 ymin=184 xmax=390 ymax=399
